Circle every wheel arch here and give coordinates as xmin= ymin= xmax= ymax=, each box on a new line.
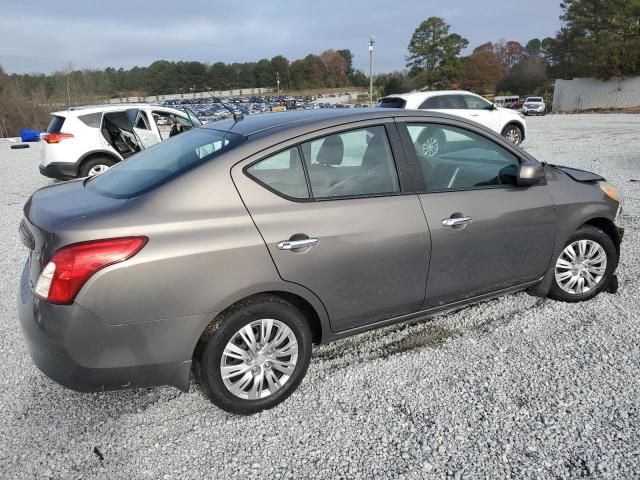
xmin=76 ymin=150 xmax=121 ymax=176
xmin=581 ymin=216 xmax=621 ymax=256
xmin=501 ymin=120 xmax=526 ymax=141
xmin=192 ymin=286 xmax=329 ymax=361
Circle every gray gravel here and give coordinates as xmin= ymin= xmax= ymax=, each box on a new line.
xmin=1 ymin=114 xmax=639 ymax=479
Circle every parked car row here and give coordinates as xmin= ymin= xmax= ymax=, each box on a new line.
xmin=164 ymin=95 xmax=366 ymax=123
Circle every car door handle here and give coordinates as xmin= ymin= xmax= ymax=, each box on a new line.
xmin=441 ymin=216 xmax=472 ymax=227
xmin=277 ymin=238 xmax=319 ymax=250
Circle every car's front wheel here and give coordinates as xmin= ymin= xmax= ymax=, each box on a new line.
xmin=196 ymin=295 xmax=312 ymax=414
xmin=548 ymin=225 xmax=618 ymax=302
xmin=501 ymin=124 xmax=523 ymax=145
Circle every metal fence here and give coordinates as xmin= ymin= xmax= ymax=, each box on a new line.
xmin=107 ymin=87 xmax=275 ymax=104
xmin=553 ymin=77 xmax=640 ymax=112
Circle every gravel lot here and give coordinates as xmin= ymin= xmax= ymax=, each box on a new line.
xmin=1 ymin=114 xmax=639 ymax=479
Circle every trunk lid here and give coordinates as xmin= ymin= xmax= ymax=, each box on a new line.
xmin=21 ymin=180 xmax=127 ymax=285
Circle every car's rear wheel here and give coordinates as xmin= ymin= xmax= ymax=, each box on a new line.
xmin=196 ymin=296 xmax=312 ymax=414
xmin=502 ymin=124 xmax=523 ymax=145
xmin=80 ymin=157 xmax=116 ymax=177
xmin=548 ymin=225 xmax=617 ymax=302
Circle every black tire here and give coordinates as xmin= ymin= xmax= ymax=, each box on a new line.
xmin=79 ymin=156 xmax=116 ymax=177
xmin=548 ymin=225 xmax=618 ymax=303
xmin=501 ymin=124 xmax=523 ymax=145
xmin=196 ymin=295 xmax=312 ymax=415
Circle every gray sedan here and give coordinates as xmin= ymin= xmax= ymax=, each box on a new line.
xmin=17 ymin=109 xmax=623 ymax=414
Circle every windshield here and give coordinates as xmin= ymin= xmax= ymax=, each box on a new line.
xmin=86 ymin=128 xmax=245 ymax=198
xmin=527 ymin=98 xmax=543 ymax=103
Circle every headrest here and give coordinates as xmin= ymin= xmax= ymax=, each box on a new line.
xmin=316 ymin=135 xmax=344 ymax=166
xmin=362 ymin=134 xmax=388 ymax=169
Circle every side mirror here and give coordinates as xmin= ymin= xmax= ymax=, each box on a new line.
xmin=489 ymin=103 xmax=497 ymax=111
xmin=517 ymin=161 xmax=545 ymax=186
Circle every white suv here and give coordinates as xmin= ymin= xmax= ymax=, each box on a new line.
xmin=40 ymin=104 xmax=202 ymax=179
xmin=378 ymin=90 xmax=526 ymax=145
xmin=522 ymin=97 xmax=546 ymax=116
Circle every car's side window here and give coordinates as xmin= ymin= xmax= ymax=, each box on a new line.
xmin=419 ymin=96 xmax=443 ymax=109
xmin=464 ymin=95 xmax=492 ymax=110
xmin=406 ymin=123 xmax=520 ymax=191
xmin=299 ymin=126 xmax=400 ymax=198
xmin=246 ymin=147 xmax=310 ymax=199
xmin=135 ymin=112 xmax=150 ymax=130
xmin=420 ymin=95 xmax=466 ymax=110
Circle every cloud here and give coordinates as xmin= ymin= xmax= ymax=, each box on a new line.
xmin=0 ymin=0 xmax=562 ymax=74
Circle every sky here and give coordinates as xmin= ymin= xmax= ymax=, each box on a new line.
xmin=0 ymin=0 xmax=563 ymax=75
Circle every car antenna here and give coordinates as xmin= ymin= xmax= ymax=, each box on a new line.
xmin=204 ymin=90 xmax=244 ymax=122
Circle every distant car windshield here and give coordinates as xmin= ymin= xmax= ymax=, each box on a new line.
xmin=527 ymin=98 xmax=543 ymax=103
xmin=86 ymin=128 xmax=245 ymax=198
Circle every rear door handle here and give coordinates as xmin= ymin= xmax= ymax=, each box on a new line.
xmin=277 ymin=238 xmax=319 ymax=250
xmin=441 ymin=216 xmax=472 ymax=227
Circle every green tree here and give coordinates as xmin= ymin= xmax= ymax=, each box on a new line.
xmin=337 ymin=49 xmax=354 ymax=76
xmin=496 ymin=56 xmax=549 ymax=96
xmin=525 ymin=38 xmax=542 ymax=57
xmin=548 ymin=0 xmax=640 ymax=78
xmin=270 ymin=55 xmax=290 ymax=88
xmin=406 ymin=17 xmax=469 ymax=88
xmin=253 ymin=58 xmax=274 ymax=88
xmin=144 ymin=60 xmax=178 ymax=95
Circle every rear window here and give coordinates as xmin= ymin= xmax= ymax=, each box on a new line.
xmin=377 ymin=97 xmax=407 ymax=109
xmin=46 ymin=115 xmax=66 ymax=133
xmin=86 ymin=128 xmax=245 ymax=198
xmin=527 ymin=97 xmax=543 ymax=103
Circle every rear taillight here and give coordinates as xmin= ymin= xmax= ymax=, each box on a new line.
xmin=34 ymin=237 xmax=147 ymax=304
xmin=42 ymin=132 xmax=74 ymax=144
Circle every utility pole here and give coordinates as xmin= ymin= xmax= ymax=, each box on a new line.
xmin=276 ymin=71 xmax=280 ymax=94
xmin=368 ymin=36 xmax=375 ymax=106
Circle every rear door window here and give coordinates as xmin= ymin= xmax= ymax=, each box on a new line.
xmin=246 ymin=148 xmax=310 ymax=199
xmin=300 ymin=126 xmax=400 ymax=198
xmin=419 ymin=95 xmax=466 ymax=109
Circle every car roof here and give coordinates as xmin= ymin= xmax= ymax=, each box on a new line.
xmin=203 ymin=108 xmax=465 ymax=139
xmin=51 ymin=104 xmax=186 ymax=116
xmin=383 ymin=90 xmax=476 ymax=101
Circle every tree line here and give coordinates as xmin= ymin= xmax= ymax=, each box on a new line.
xmin=2 ymin=0 xmax=639 ymax=135
xmin=7 ymin=48 xmax=366 ymax=101
xmin=381 ymin=0 xmax=640 ymax=97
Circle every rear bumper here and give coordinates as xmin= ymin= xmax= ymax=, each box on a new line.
xmin=39 ymin=162 xmax=77 ymax=180
xmin=17 ymin=262 xmax=192 ymax=392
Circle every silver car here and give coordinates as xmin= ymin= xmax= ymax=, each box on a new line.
xmin=18 ymin=109 xmax=623 ymax=414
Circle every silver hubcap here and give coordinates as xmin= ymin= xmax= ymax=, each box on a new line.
xmin=88 ymin=164 xmax=110 ymax=176
xmin=555 ymin=240 xmax=607 ymax=295
xmin=220 ymin=319 xmax=298 ymax=400
xmin=505 ymin=128 xmax=521 ymax=144
xmin=422 ymin=136 xmax=439 ymax=157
